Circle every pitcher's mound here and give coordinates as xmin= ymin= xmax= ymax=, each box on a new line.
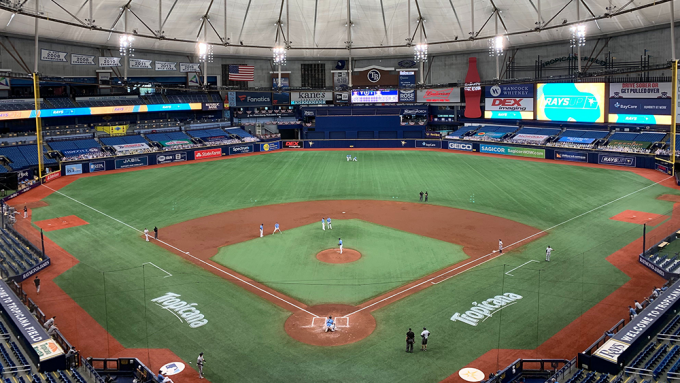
xmin=316 ymin=248 xmax=361 ymax=264
xmin=284 ymin=304 xmax=376 ymax=346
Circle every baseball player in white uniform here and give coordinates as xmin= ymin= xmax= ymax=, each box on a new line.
xmin=327 ymin=217 xmax=332 ymax=229
xmin=346 ymin=154 xmax=351 ymax=161
xmin=260 ymin=224 xmax=263 ymax=238
xmin=197 ymin=352 xmax=205 ymax=379
xmin=144 ymin=228 xmax=150 ymax=242
xmin=322 ymin=218 xmax=326 ymax=231
xmin=273 ymin=222 xmax=282 ymax=234
xmin=545 ymin=246 xmax=553 ymax=262
xmin=338 ymin=238 xmax=343 ymax=254
xmin=498 ymin=239 xmax=503 ymax=254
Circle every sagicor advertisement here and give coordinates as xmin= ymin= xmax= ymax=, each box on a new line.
xmin=536 ymin=83 xmax=605 ymax=123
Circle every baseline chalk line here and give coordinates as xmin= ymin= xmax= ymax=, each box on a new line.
xmin=42 ymin=184 xmax=318 ymax=317
xmin=142 ymin=262 xmax=173 ymax=278
xmin=505 ymin=260 xmax=540 ymax=276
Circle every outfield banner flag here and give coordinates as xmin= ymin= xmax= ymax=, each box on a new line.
xmin=98 ymin=57 xmax=121 ymax=67
xmin=180 ymin=63 xmax=202 ymax=73
xmin=115 ymin=156 xmax=148 ymax=169
xmin=260 ymin=142 xmax=280 ymax=152
xmin=65 ymin=164 xmax=83 ymax=175
xmin=155 ymin=61 xmax=177 ymax=71
xmin=159 ymin=140 xmax=192 ymax=147
xmin=129 ymin=59 xmax=153 ymax=69
xmin=112 ymin=143 xmax=151 ymax=154
xmin=71 ymin=54 xmax=95 ymax=65
xmin=157 ymin=152 xmax=187 ymax=164
xmin=447 ymin=141 xmax=474 ymax=151
xmin=597 ymin=154 xmax=636 ymax=167
xmin=554 ymin=151 xmax=588 ymax=162
xmin=89 ymin=162 xmax=105 ymax=172
xmin=229 ymin=144 xmax=254 ymax=155
xmin=479 ymin=144 xmax=545 ymax=158
xmin=512 ymin=134 xmax=549 ymax=143
xmin=558 ymin=136 xmax=596 ymax=144
xmin=40 ymin=49 xmax=67 ymax=62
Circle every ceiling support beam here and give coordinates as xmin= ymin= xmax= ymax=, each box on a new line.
xmin=223 ymin=0 xmax=227 ymax=44
xmin=447 ymin=0 xmax=466 ymax=38
xmin=580 ymin=0 xmax=601 ymax=31
xmin=50 ymin=0 xmax=87 ymax=26
xmin=237 ymin=0 xmax=252 ymax=45
xmin=470 ymin=0 xmax=474 ymax=39
xmin=160 ymin=0 xmax=178 ymax=33
xmin=380 ymin=0 xmax=389 ymax=45
xmin=312 ymin=0 xmax=318 ymax=47
xmin=542 ymin=0 xmax=572 ymax=29
xmin=347 ymin=0 xmax=352 ymax=87
xmin=528 ymin=0 xmax=544 ymax=29
xmin=34 ymin=0 xmax=39 ymax=73
xmin=127 ymin=7 xmax=157 ymax=36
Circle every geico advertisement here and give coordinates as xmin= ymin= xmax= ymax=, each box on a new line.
xmin=536 ymin=83 xmax=605 ymax=123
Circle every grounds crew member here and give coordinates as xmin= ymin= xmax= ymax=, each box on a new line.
xmin=406 ymin=328 xmax=415 ymax=353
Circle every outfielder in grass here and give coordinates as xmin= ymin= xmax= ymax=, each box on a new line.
xmin=546 ymin=245 xmax=553 ymax=262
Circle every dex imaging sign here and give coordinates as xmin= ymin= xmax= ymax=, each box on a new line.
xmin=484 ymin=84 xmax=534 ymax=120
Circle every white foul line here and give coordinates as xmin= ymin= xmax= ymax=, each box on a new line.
xmin=41 ymin=185 xmax=319 ymax=317
xmin=505 ymin=260 xmax=540 ymax=276
xmin=142 ymin=262 xmax=173 ymax=278
xmin=342 ymin=175 xmax=672 ymax=317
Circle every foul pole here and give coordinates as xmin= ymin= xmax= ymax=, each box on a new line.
xmin=32 ymin=73 xmax=43 ymax=179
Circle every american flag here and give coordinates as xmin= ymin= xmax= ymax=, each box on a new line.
xmin=229 ymin=65 xmax=254 ymax=81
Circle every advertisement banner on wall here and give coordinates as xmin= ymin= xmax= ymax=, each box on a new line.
xmin=282 ymin=141 xmax=302 ymax=148
xmin=65 ymin=164 xmax=83 ymax=175
xmin=416 ymin=140 xmax=439 ymax=148
xmin=40 ymin=49 xmax=68 ymax=62
xmin=334 ymin=92 xmax=349 ymax=103
xmin=610 ymin=83 xmax=673 ymax=98
xmin=272 ymin=92 xmax=290 ymax=105
xmin=234 ymin=92 xmax=272 ymax=107
xmin=202 ymin=102 xmax=224 ymax=111
xmin=333 ymin=72 xmax=350 ymax=91
xmin=157 ymin=152 xmax=187 ymax=164
xmin=229 ymin=144 xmax=254 ymax=155
xmin=554 ymin=151 xmax=588 ymax=162
xmin=291 ymin=92 xmax=332 ymax=105
xmin=89 ymin=162 xmax=105 ymax=172
xmin=351 ymin=90 xmax=399 ymax=103
xmin=195 ymin=148 xmax=223 ymax=159
xmin=536 ymin=83 xmax=605 ymax=123
xmin=45 ymin=171 xmax=61 ymax=183
xmin=598 ymin=154 xmax=636 ymax=167
xmin=447 ymin=141 xmax=474 ymax=151
xmin=480 ymin=144 xmax=545 ymax=158
xmin=115 ymin=156 xmax=148 ymax=169
xmin=71 ymin=54 xmax=95 ymax=65
xmin=609 ymin=83 xmax=672 ymax=125
xmin=484 ymin=84 xmax=534 ymax=120
xmin=399 ymin=71 xmax=416 ymax=88
xmin=399 ymin=89 xmax=416 ymax=102
xmin=260 ymin=142 xmax=280 ymax=152
xmin=417 ymin=88 xmax=461 ymax=103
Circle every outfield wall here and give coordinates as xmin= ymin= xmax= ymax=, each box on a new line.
xmin=53 ymin=138 xmax=667 ymax=178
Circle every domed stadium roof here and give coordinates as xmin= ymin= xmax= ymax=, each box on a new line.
xmin=0 ymin=0 xmax=673 ymax=59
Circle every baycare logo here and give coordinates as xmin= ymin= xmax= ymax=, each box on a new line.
xmin=614 ymin=102 xmax=637 ymax=110
xmin=195 ymin=148 xmax=222 ymax=159
xmin=284 ymin=141 xmax=301 ymax=148
xmin=299 ymin=92 xmax=327 ymax=99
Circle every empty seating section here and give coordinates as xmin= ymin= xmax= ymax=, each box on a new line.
xmin=0 ymin=229 xmax=41 ymax=278
xmin=0 ymin=101 xmax=47 ymax=111
xmin=76 ymin=97 xmax=143 ymax=107
xmin=187 ymin=129 xmax=228 ymax=139
xmin=447 ymin=126 xmax=479 ymax=137
xmin=145 ymin=131 xmax=191 ymax=142
xmin=47 ymin=139 xmax=100 ymax=152
xmin=631 ymin=342 xmax=657 ymax=367
xmin=609 ymin=132 xmax=666 ymax=144
xmin=99 ymin=135 xmax=148 ymax=146
xmin=167 ymin=94 xmax=209 ymax=103
xmin=45 ymin=98 xmax=77 ymax=109
xmin=515 ymin=127 xmax=561 ymax=136
xmin=145 ymin=95 xmax=166 ymax=104
xmin=653 ymin=345 xmax=679 ymax=377
xmin=0 ymin=343 xmax=16 ymax=369
xmin=70 ymin=369 xmax=86 ymax=383
xmin=565 ymin=369 xmax=583 ymax=383
xmin=560 ymin=130 xmax=609 ymax=139
xmin=0 ymin=145 xmax=54 ymax=170
xmin=226 ymin=128 xmax=255 ymax=138
xmin=643 ymin=343 xmax=668 ymax=370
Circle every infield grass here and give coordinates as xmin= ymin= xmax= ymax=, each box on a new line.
xmin=29 ymin=150 xmax=680 ymax=383
xmin=211 ymin=219 xmax=468 ymax=305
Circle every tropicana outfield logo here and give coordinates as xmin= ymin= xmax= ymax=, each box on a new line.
xmin=450 ymin=293 xmax=523 ymax=326
xmin=151 ymin=293 xmax=208 ymax=328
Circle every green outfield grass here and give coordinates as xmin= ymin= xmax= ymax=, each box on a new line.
xmin=211 ymin=219 xmax=468 ymax=305
xmin=29 ymin=150 xmax=680 ymax=383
